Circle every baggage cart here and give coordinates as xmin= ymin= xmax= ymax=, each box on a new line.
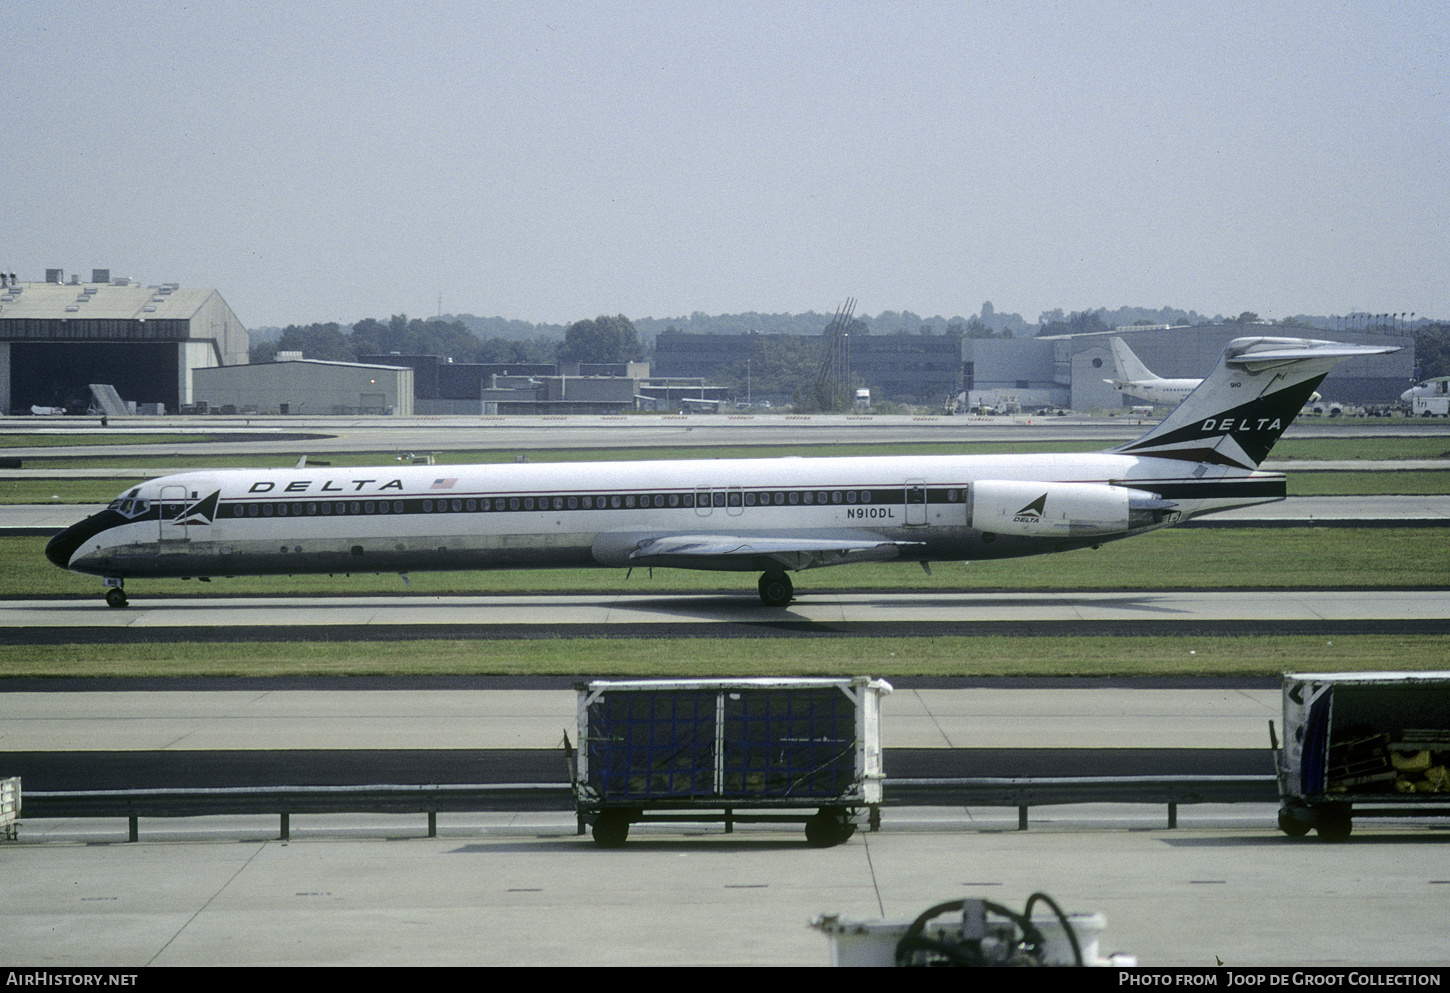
xmin=1273 ymin=671 xmax=1450 ymax=841
xmin=568 ymin=677 xmax=891 ymax=847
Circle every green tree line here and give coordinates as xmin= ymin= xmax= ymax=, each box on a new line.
xmin=1414 ymin=323 xmax=1450 ymax=380
xmin=250 ymin=316 xmax=560 ymax=366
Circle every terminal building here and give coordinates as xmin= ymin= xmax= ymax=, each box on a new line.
xmin=0 ymin=269 xmax=248 ymax=414
xmin=653 ymin=329 xmax=961 ymax=405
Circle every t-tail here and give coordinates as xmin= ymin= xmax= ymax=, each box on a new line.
xmin=1109 ymin=336 xmax=1158 ymax=382
xmin=1112 ymin=337 xmax=1396 ymax=471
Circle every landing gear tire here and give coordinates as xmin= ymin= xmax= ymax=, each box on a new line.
xmin=105 ymin=588 xmax=129 ymax=609
xmin=758 ymin=571 xmax=793 ymax=607
xmin=805 ymin=808 xmax=856 ymax=848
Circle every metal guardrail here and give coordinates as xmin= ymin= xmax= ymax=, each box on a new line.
xmin=887 ymin=775 xmax=1279 ymax=830
xmin=20 ymin=783 xmax=569 ymax=841
xmin=12 ymin=775 xmax=1280 ymax=841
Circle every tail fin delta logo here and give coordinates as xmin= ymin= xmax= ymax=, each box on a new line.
xmin=1013 ymin=493 xmax=1048 ymax=524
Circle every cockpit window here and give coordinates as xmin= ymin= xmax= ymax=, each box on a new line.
xmin=109 ymin=497 xmax=149 ymax=519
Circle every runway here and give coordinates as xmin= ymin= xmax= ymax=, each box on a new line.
xmin=4 ymin=681 xmax=1282 ymax=791
xmin=5 ymin=588 xmax=1449 ymax=642
xmin=4 ymin=409 xmax=1448 ymax=462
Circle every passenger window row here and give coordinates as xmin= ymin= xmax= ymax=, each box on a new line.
xmin=223 ymin=488 xmax=965 ymax=518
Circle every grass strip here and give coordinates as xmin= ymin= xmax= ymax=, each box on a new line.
xmin=0 ymin=634 xmax=1441 ymax=679
xmin=9 ymin=434 xmax=1450 ymax=471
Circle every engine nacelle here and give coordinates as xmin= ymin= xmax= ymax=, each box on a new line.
xmin=968 ymin=480 xmax=1171 ymax=538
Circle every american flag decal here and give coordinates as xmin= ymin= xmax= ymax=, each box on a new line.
xmin=430 ymin=478 xmax=458 ymax=489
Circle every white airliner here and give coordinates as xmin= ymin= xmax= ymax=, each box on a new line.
xmin=48 ymin=337 xmax=1392 ymax=608
xmin=1400 ymin=376 xmax=1449 ymax=404
xmin=1102 ymin=337 xmax=1201 ymax=406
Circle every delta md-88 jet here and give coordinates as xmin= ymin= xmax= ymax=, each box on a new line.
xmin=47 ymin=337 xmax=1391 ymax=608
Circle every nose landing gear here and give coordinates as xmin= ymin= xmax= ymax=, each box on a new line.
xmin=103 ymin=580 xmax=128 ymax=609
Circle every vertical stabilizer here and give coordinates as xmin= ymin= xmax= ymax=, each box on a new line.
xmin=1108 ymin=337 xmax=1157 ymax=381
xmin=88 ymin=384 xmax=128 ymax=418
xmin=1112 ymin=337 xmax=1396 ymax=470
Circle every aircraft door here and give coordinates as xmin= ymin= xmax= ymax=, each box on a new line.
xmin=695 ymin=486 xmax=712 ymax=517
xmin=904 ymin=479 xmax=928 ymax=526
xmin=158 ymin=484 xmax=190 ymax=543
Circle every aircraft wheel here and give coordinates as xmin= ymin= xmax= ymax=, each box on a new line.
xmin=758 ymin=571 xmax=793 ymax=607
xmin=105 ymin=588 xmax=129 ymax=609
xmin=591 ymin=810 xmax=631 ymax=848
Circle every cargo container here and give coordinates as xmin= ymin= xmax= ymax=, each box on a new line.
xmin=568 ymin=677 xmax=891 ymax=847
xmin=1274 ymin=671 xmax=1450 ymax=841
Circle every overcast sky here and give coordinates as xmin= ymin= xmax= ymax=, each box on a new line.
xmin=7 ymin=1 xmax=1446 ymax=329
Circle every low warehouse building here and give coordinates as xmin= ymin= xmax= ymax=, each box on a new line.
xmin=193 ymin=358 xmax=413 ymax=415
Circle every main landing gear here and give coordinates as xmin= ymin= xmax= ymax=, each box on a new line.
xmin=757 ymin=571 xmax=793 ymax=607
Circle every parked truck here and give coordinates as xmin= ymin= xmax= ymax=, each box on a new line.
xmin=1412 ymin=394 xmax=1450 ymax=416
xmin=1403 ymin=375 xmax=1450 ymax=415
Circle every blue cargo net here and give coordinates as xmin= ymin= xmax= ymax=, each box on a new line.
xmin=587 ymin=687 xmax=857 ymax=800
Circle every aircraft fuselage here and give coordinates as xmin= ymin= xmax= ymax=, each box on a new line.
xmin=47 ymin=451 xmax=1282 ymax=583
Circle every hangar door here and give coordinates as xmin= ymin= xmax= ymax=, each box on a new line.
xmin=10 ymin=342 xmax=181 ymax=413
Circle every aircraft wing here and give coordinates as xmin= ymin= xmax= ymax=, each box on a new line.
xmin=623 ymin=533 xmax=924 ymax=572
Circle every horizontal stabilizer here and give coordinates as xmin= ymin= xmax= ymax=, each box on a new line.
xmin=1223 ymin=337 xmax=1397 ymax=371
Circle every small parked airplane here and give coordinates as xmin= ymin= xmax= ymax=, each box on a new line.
xmin=47 ymin=336 xmax=1393 ymax=608
xmin=1102 ymin=337 xmax=1201 ymax=406
xmin=1400 ymin=376 xmax=1449 ymax=404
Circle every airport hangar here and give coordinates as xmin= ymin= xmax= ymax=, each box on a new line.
xmin=961 ymin=322 xmax=1413 ymax=411
xmin=0 ymin=268 xmax=249 ymax=415
xmin=0 ymin=268 xmax=415 ymax=417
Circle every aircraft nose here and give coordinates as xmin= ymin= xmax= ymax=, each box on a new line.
xmin=45 ymin=511 xmax=120 ymax=570
xmin=45 ymin=526 xmax=80 ymax=568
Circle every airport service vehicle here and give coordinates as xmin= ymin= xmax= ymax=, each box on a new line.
xmin=1273 ymin=671 xmax=1450 ymax=841
xmin=1411 ymin=394 xmax=1449 ymax=417
xmin=45 ymin=337 xmax=1394 ymax=608
xmin=567 ymin=677 xmax=891 ymax=847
